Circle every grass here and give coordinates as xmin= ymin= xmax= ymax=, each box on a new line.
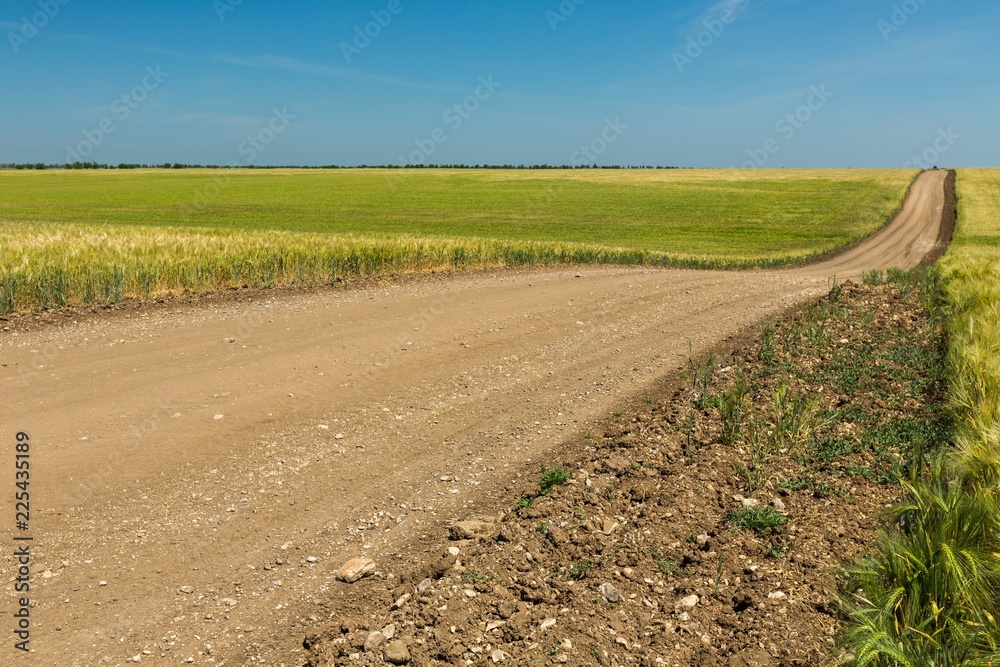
xmin=683 ymin=344 xmax=717 ymax=410
xmin=0 ymin=168 xmax=916 ymax=313
xmin=718 ymin=368 xmax=749 ymax=446
xmin=726 ymin=506 xmax=786 ymax=534
xmin=836 ymin=170 xmax=1000 ymax=666
xmin=565 ymin=560 xmax=593 ymax=580
xmin=730 ymin=381 xmax=822 ymax=494
xmin=538 ymin=466 xmax=571 ymax=495
xmin=518 ymin=465 xmax=571 ymax=510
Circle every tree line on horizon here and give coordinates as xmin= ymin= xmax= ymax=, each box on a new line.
xmin=1 ymin=162 xmax=684 ymax=171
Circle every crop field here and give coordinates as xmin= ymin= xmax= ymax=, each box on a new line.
xmin=836 ymin=169 xmax=1000 ymax=665
xmin=0 ymin=169 xmax=915 ymax=313
xmin=945 ymin=169 xmax=1000 ymax=432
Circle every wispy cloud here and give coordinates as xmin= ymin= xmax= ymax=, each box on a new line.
xmin=6 ymin=31 xmax=457 ymax=94
xmin=494 ymin=90 xmax=564 ymax=104
xmin=171 ymin=111 xmax=268 ymax=129
xmin=122 ymin=42 xmax=456 ymax=93
xmin=674 ymin=0 xmax=798 ymax=35
xmin=208 ymin=52 xmax=456 ymax=92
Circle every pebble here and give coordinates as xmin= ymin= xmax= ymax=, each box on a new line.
xmin=364 ymin=630 xmax=387 ymax=653
xmin=599 ymin=583 xmax=622 ymax=604
xmin=336 ymin=557 xmax=376 ymax=583
xmin=491 ymin=649 xmax=506 ymax=663
xmin=771 ymin=498 xmax=787 ymax=511
xmin=383 ymin=640 xmax=411 ymax=664
xmin=448 ymin=520 xmax=493 ymax=540
xmin=540 ymin=618 xmax=557 ymax=631
xmin=678 ymin=594 xmax=699 ymax=609
xmin=179 ymin=586 xmax=194 ymax=594
xmin=214 ymin=414 xmax=225 ymax=421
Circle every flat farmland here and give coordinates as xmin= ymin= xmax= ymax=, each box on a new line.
xmin=0 ymin=169 xmax=916 ymax=312
xmin=0 ymin=169 xmax=916 ymax=256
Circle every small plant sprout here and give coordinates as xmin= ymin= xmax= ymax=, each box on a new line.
xmin=727 ymin=506 xmax=787 ymax=534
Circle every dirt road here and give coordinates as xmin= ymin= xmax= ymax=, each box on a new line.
xmin=0 ymin=170 xmax=948 ymax=666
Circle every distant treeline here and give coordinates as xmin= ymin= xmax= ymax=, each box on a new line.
xmin=1 ymin=162 xmax=684 ymax=171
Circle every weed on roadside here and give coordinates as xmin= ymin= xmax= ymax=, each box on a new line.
xmin=726 ymin=507 xmax=788 ymax=535
xmin=518 ymin=465 xmax=571 ymax=511
xmin=682 ymin=342 xmax=717 ymax=409
xmin=727 ymin=506 xmax=787 ymax=534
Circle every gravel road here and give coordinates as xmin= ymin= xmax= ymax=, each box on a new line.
xmin=0 ymin=170 xmax=947 ymax=666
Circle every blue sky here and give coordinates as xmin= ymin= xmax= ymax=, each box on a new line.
xmin=1 ymin=0 xmax=996 ymax=167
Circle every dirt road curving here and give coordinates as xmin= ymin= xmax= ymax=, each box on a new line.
xmin=0 ymin=170 xmax=948 ymax=666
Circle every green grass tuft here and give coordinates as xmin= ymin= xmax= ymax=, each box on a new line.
xmin=726 ymin=506 xmax=786 ymax=534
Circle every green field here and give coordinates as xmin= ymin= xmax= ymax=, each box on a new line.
xmin=941 ymin=170 xmax=1000 ymax=434
xmin=0 ymin=169 xmax=916 ymax=313
xmin=839 ymin=170 xmax=1000 ymax=666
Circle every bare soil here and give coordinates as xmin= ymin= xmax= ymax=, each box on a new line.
xmin=303 ymin=274 xmax=948 ymax=667
xmin=0 ymin=171 xmax=948 ymax=666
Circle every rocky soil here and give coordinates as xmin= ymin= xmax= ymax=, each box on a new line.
xmin=304 ymin=276 xmax=949 ymax=667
